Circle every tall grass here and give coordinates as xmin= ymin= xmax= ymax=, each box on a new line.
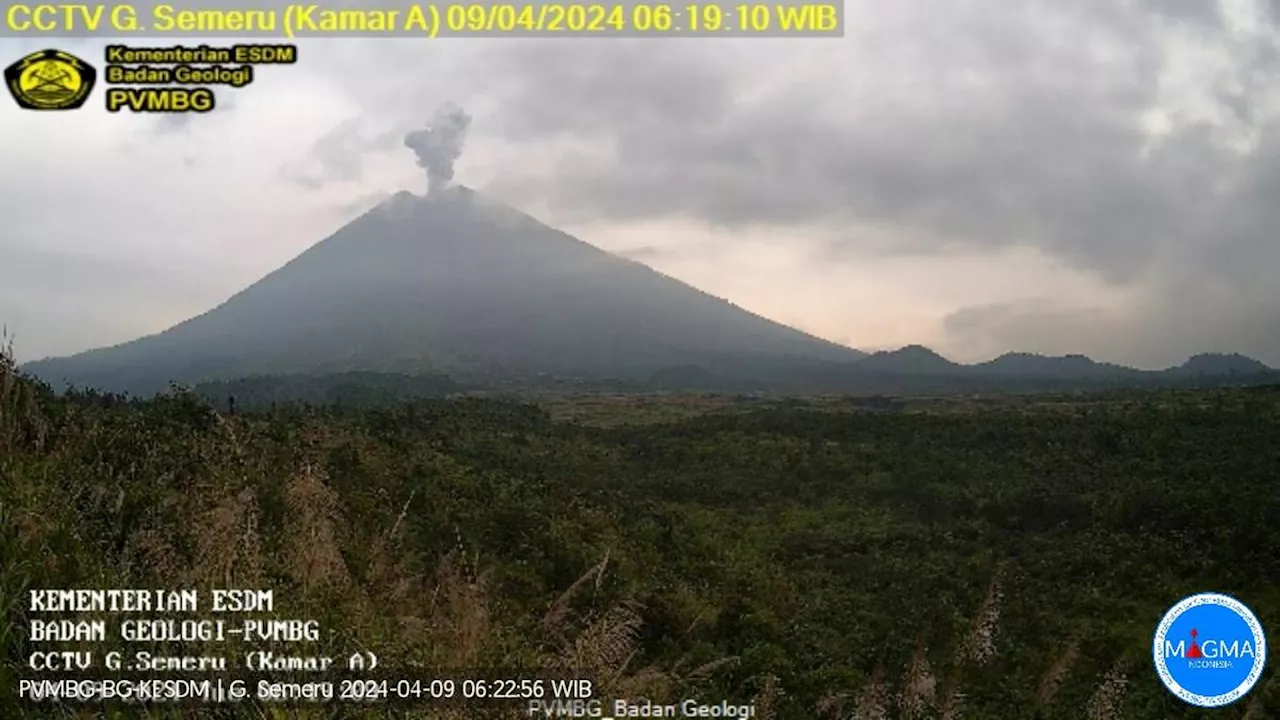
xmin=1 ymin=342 xmax=1273 ymax=719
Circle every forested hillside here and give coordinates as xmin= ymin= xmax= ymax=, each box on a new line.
xmin=2 ymin=346 xmax=1277 ymax=718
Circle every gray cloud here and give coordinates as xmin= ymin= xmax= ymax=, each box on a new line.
xmin=943 ymin=291 xmax=1280 ymax=369
xmin=150 ymin=91 xmax=240 ymax=135
xmin=5 ymin=0 xmax=1280 ymax=368
xmin=615 ymin=245 xmax=667 ymax=261
xmin=478 ymin=41 xmax=737 ymax=142
xmin=449 ymin=0 xmax=1276 ymax=363
xmin=1146 ymin=0 xmax=1224 ymax=27
xmin=404 ymin=104 xmax=472 ymax=194
xmin=492 ymin=18 xmax=1257 ymax=232
xmin=281 ymin=117 xmax=403 ymax=188
xmin=334 ymin=190 xmax=395 ymax=218
xmin=0 ymin=244 xmax=226 ymax=361
xmin=481 ymin=20 xmax=1184 ymax=277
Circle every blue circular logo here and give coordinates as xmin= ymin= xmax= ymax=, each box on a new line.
xmin=1153 ymin=592 xmax=1267 ymax=707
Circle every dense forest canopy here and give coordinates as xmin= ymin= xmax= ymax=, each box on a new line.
xmin=2 ymin=349 xmax=1278 ymax=718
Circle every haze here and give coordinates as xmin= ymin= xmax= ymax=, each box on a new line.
xmin=2 ymin=0 xmax=1279 ymax=368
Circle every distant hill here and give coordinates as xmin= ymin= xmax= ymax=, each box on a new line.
xmin=22 ymin=188 xmax=862 ymax=396
xmin=970 ymin=352 xmax=1140 ymax=378
xmin=770 ymin=347 xmax=1276 ymax=396
xmin=842 ymin=347 xmax=1273 ymax=382
xmin=17 ymin=186 xmax=1276 ymax=398
xmin=1164 ymin=353 xmax=1273 ymax=377
xmin=854 ymin=345 xmax=961 ymax=374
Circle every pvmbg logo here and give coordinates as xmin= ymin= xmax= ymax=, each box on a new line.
xmin=4 ymin=49 xmax=96 ymax=110
xmin=1153 ymin=592 xmax=1267 ymax=707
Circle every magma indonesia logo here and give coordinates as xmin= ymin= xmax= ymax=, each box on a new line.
xmin=1153 ymin=592 xmax=1267 ymax=707
xmin=4 ymin=49 xmax=96 ymax=110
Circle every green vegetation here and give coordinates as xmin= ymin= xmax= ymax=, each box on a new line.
xmin=2 ymin=344 xmax=1278 ymax=718
xmin=193 ymin=372 xmax=463 ymax=412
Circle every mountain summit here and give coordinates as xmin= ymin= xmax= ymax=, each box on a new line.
xmin=23 ymin=187 xmax=862 ymax=395
xmin=854 ymin=345 xmax=961 ymax=374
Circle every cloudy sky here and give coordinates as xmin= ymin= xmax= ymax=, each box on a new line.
xmin=3 ymin=0 xmax=1279 ymax=368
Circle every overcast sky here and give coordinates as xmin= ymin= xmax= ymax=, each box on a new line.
xmin=3 ymin=0 xmax=1279 ymax=368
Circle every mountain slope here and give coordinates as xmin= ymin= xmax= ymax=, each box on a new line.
xmin=853 ymin=345 xmax=962 ymax=374
xmin=23 ymin=188 xmax=863 ymax=395
xmin=1164 ymin=353 xmax=1273 ymax=377
xmin=970 ymin=352 xmax=1140 ymax=378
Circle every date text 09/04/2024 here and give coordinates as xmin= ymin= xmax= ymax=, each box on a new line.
xmin=277 ymin=3 xmax=843 ymax=36
xmin=3 ymin=3 xmax=844 ymax=37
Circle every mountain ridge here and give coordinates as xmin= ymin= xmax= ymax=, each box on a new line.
xmin=852 ymin=348 xmax=1274 ymax=378
xmin=22 ymin=187 xmax=864 ymax=395
xmin=19 ymin=188 xmax=1274 ymax=396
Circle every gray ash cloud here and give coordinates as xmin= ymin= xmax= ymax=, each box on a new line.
xmin=404 ymin=104 xmax=472 ymax=194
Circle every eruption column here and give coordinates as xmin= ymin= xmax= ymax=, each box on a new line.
xmin=404 ymin=104 xmax=472 ymax=195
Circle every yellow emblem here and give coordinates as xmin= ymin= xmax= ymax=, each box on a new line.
xmin=5 ymin=49 xmax=97 ymax=110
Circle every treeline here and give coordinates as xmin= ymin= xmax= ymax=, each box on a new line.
xmin=193 ymin=371 xmax=464 ymax=412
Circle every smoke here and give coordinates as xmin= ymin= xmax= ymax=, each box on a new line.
xmin=404 ymin=104 xmax=472 ymax=194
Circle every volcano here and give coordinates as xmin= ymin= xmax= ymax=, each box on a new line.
xmin=23 ymin=187 xmax=863 ymax=395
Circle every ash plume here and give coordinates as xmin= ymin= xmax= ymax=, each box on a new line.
xmin=404 ymin=104 xmax=472 ymax=195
